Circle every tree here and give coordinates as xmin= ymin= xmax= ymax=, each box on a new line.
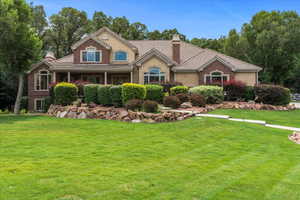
xmin=161 ymin=28 xmax=186 ymax=41
xmin=0 ymin=0 xmax=42 ymax=114
xmin=147 ymin=30 xmax=162 ymax=40
xmin=127 ymin=22 xmax=148 ymax=40
xmin=190 ymin=37 xmax=225 ymax=52
xmin=92 ymin=11 xmax=112 ymax=31
xmin=46 ymin=7 xmax=89 ymax=57
xmin=111 ymin=16 xmax=130 ymax=38
xmin=224 ymin=29 xmax=245 ymax=59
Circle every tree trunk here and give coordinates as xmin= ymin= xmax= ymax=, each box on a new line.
xmin=14 ymin=73 xmax=24 ymax=114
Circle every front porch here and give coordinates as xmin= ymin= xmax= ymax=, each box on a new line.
xmin=53 ymin=71 xmax=133 ymax=85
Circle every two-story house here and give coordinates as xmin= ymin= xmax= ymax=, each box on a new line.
xmin=27 ymin=27 xmax=261 ymax=111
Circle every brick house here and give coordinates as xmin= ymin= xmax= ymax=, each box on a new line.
xmin=27 ymin=27 xmax=262 ymax=111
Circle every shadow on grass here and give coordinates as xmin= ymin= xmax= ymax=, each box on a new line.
xmin=0 ymin=114 xmax=43 ymax=124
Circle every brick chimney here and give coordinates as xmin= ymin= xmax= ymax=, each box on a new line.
xmin=172 ymin=34 xmax=180 ymax=64
xmin=45 ymin=51 xmax=56 ymax=61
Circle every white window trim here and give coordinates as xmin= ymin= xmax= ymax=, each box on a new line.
xmin=204 ymin=70 xmax=230 ymax=85
xmin=34 ymin=70 xmax=51 ymax=91
xmin=80 ymin=46 xmax=102 ymax=63
xmin=34 ymin=98 xmax=45 ymax=112
xmin=143 ymin=67 xmax=166 ymax=84
xmin=113 ymin=50 xmax=128 ymax=62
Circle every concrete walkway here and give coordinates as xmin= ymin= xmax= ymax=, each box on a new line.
xmin=291 ymin=102 xmax=300 ymax=109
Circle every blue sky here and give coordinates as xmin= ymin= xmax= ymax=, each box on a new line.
xmin=28 ymin=0 xmax=300 ymax=39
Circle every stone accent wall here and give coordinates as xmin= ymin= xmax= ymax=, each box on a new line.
xmin=73 ymin=39 xmax=110 ymax=64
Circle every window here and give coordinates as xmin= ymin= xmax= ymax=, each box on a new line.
xmin=144 ymin=67 xmax=165 ymax=84
xmin=35 ymin=70 xmax=51 ymax=91
xmin=114 ymin=51 xmax=127 ymax=61
xmin=205 ymin=71 xmax=229 ymax=86
xmin=82 ymin=47 xmax=101 ymax=62
xmin=35 ymin=98 xmax=45 ymax=112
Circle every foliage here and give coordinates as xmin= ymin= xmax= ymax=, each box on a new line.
xmin=254 ymin=84 xmax=291 ymax=106
xmin=223 ymin=80 xmax=247 ymax=101
xmin=54 ymin=82 xmax=78 ymax=105
xmin=143 ymin=100 xmax=159 ymax=113
xmin=160 ymin=81 xmax=183 ymax=93
xmin=163 ymin=96 xmax=181 ymax=109
xmin=189 ymin=85 xmax=224 ymax=104
xmin=110 ymin=85 xmax=123 ymax=107
xmin=122 ymin=83 xmax=146 ymax=104
xmin=44 ymin=96 xmax=52 ymax=112
xmin=190 ymin=94 xmax=206 ymax=107
xmin=0 ymin=71 xmax=17 ymax=110
xmin=170 ymin=86 xmax=189 ymax=96
xmin=147 ymin=28 xmax=186 ymax=41
xmin=190 ymin=36 xmax=226 ymax=52
xmin=176 ymin=93 xmax=190 ymax=103
xmin=72 ymin=80 xmax=90 ymax=97
xmin=244 ymin=86 xmax=255 ymax=101
xmin=83 ymin=84 xmax=98 ymax=104
xmin=92 ymin=11 xmax=112 ymax=31
xmin=125 ymin=99 xmax=143 ymax=111
xmin=145 ymin=84 xmax=164 ymax=102
xmin=97 ymin=85 xmax=112 ymax=106
xmin=20 ymin=96 xmax=28 ymax=111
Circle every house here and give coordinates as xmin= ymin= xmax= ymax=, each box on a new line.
xmin=28 ymin=27 xmax=262 ymax=111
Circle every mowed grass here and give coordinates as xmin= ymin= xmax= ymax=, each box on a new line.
xmin=1 ymin=115 xmax=300 ymax=200
xmin=210 ymin=109 xmax=300 ymax=128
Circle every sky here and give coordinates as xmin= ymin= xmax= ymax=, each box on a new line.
xmin=28 ymin=0 xmax=300 ymax=39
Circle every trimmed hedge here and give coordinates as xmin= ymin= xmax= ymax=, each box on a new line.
xmin=125 ymin=99 xmax=143 ymax=111
xmin=254 ymin=84 xmax=291 ymax=106
xmin=145 ymin=84 xmax=164 ymax=102
xmin=54 ymin=82 xmax=78 ymax=105
xmin=163 ymin=96 xmax=181 ymax=108
xmin=84 ymin=84 xmax=99 ymax=104
xmin=97 ymin=85 xmax=112 ymax=106
xmin=110 ymin=85 xmax=123 ymax=107
xmin=170 ymin=86 xmax=189 ymax=95
xmin=224 ymin=80 xmax=247 ymax=101
xmin=143 ymin=100 xmax=159 ymax=113
xmin=122 ymin=83 xmax=146 ymax=104
xmin=189 ymin=85 xmax=224 ymax=104
xmin=160 ymin=81 xmax=183 ymax=93
xmin=190 ymin=93 xmax=206 ymax=107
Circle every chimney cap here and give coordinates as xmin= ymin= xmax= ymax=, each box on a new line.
xmin=45 ymin=51 xmax=56 ymax=61
xmin=172 ymin=34 xmax=180 ymax=41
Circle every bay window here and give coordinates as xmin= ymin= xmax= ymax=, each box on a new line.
xmin=144 ymin=67 xmax=165 ymax=84
xmin=204 ymin=71 xmax=229 ymax=86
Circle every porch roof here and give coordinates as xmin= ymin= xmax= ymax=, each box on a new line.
xmin=49 ymin=64 xmax=132 ymax=72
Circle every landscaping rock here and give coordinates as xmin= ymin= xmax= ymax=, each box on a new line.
xmin=289 ymin=132 xmax=300 ymax=144
xmin=180 ymin=102 xmax=193 ymax=108
xmin=77 ymin=112 xmax=87 ymax=119
xmin=60 ymin=111 xmax=68 ymax=118
xmin=132 ymin=119 xmax=142 ymax=123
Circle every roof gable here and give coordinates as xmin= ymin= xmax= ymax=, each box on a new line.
xmin=198 ymin=56 xmax=236 ymax=72
xmin=71 ymin=35 xmax=111 ymax=50
xmin=134 ymin=48 xmax=176 ymax=67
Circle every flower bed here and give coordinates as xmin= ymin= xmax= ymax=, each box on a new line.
xmin=47 ymin=104 xmax=195 ymax=123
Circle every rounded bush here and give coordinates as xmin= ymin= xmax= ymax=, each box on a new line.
xmin=163 ymin=96 xmax=181 ymax=109
xmin=145 ymin=84 xmax=164 ymax=102
xmin=125 ymin=99 xmax=143 ymax=111
xmin=190 ymin=93 xmax=206 ymax=107
xmin=97 ymin=85 xmax=112 ymax=106
xmin=254 ymin=84 xmax=291 ymax=105
xmin=143 ymin=100 xmax=159 ymax=113
xmin=110 ymin=85 xmax=123 ymax=107
xmin=170 ymin=86 xmax=189 ymax=95
xmin=189 ymin=85 xmax=224 ymax=104
xmin=176 ymin=93 xmax=190 ymax=103
xmin=84 ymin=84 xmax=98 ymax=104
xmin=244 ymin=86 xmax=255 ymax=101
xmin=122 ymin=83 xmax=146 ymax=104
xmin=160 ymin=81 xmax=183 ymax=93
xmin=223 ymin=80 xmax=247 ymax=101
xmin=54 ymin=82 xmax=78 ymax=106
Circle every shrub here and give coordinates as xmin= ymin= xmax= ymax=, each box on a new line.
xmin=97 ymin=85 xmax=112 ymax=106
xmin=160 ymin=81 xmax=183 ymax=93
xmin=224 ymin=80 xmax=247 ymax=101
xmin=189 ymin=85 xmax=224 ymax=104
xmin=54 ymin=82 xmax=78 ymax=105
xmin=84 ymin=84 xmax=98 ymax=104
xmin=170 ymin=86 xmax=189 ymax=95
xmin=254 ymin=84 xmax=291 ymax=105
xmin=176 ymin=93 xmax=190 ymax=103
xmin=143 ymin=100 xmax=159 ymax=113
xmin=163 ymin=96 xmax=181 ymax=108
xmin=110 ymin=85 xmax=123 ymax=107
xmin=20 ymin=96 xmax=28 ymax=111
xmin=190 ymin=93 xmax=206 ymax=107
xmin=244 ymin=86 xmax=255 ymax=101
xmin=125 ymin=99 xmax=143 ymax=111
xmin=145 ymin=84 xmax=164 ymax=102
xmin=44 ymin=96 xmax=52 ymax=112
xmin=122 ymin=83 xmax=146 ymax=104
xmin=73 ymin=80 xmax=90 ymax=97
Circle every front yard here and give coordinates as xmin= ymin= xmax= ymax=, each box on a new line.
xmin=1 ymin=113 xmax=300 ymax=200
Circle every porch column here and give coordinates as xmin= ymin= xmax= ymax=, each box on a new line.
xmin=130 ymin=72 xmax=133 ymax=83
xmin=67 ymin=72 xmax=71 ymax=82
xmin=53 ymin=72 xmax=56 ymax=83
xmin=104 ymin=72 xmax=107 ymax=85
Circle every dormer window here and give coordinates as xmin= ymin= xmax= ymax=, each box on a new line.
xmin=114 ymin=51 xmax=127 ymax=61
xmin=82 ymin=47 xmax=101 ymax=62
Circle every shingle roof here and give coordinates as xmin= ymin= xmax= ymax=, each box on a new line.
xmin=50 ymin=64 xmax=132 ymax=72
xmin=133 ymin=48 xmax=176 ymax=67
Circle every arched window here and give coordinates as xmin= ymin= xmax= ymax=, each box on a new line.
xmin=82 ymin=47 xmax=101 ymax=62
xmin=114 ymin=51 xmax=127 ymax=61
xmin=205 ymin=70 xmax=229 ymax=86
xmin=144 ymin=67 xmax=165 ymax=84
xmin=35 ymin=70 xmax=51 ymax=91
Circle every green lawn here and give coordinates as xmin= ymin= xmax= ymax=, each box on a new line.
xmin=210 ymin=109 xmax=300 ymax=128
xmin=1 ymin=115 xmax=300 ymax=200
